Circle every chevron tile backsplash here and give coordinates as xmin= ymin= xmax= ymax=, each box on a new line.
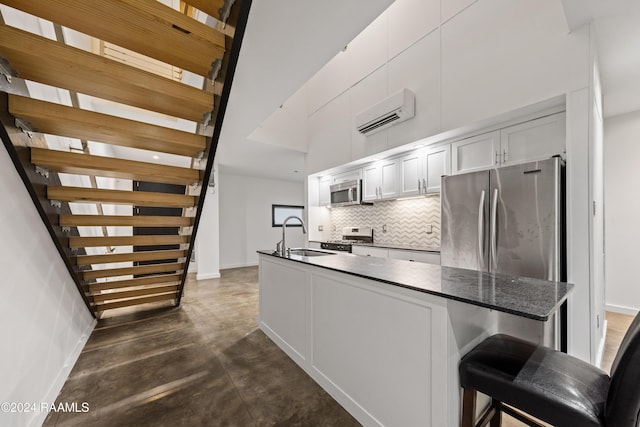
xmin=330 ymin=195 xmax=440 ymax=248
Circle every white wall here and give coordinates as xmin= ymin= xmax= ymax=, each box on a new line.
xmin=604 ymin=110 xmax=640 ymax=315
xmin=0 ymin=147 xmax=95 ymax=427
xmin=304 ymin=0 xmax=589 ymax=175
xmin=195 ymin=166 xmax=221 ymax=280
xmin=219 ymin=172 xmax=305 ymax=269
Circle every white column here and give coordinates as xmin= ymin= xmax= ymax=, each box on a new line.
xmin=195 ymin=165 xmax=221 ymax=280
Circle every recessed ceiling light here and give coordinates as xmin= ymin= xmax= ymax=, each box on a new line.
xmin=152 ymin=155 xmax=159 ymax=160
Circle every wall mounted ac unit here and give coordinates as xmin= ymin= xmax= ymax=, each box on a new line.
xmin=355 ymin=89 xmax=415 ymax=135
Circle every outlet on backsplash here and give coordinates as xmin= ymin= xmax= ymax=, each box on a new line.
xmin=328 ymin=197 xmax=441 ymax=248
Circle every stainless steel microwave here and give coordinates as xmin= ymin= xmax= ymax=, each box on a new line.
xmin=330 ymin=179 xmax=362 ymax=207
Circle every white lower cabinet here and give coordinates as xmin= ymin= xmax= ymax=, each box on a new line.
xmin=259 ymin=254 xmax=498 ymax=427
xmin=388 ymin=249 xmax=441 ymax=265
xmin=352 ymin=245 xmax=441 ymax=265
xmin=351 ymin=245 xmax=389 ymax=258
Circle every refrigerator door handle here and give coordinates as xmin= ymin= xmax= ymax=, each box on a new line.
xmin=478 ymin=190 xmax=486 ymax=268
xmin=490 ymin=188 xmax=499 ymax=270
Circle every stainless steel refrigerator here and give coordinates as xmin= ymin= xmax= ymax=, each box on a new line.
xmin=441 ymin=157 xmax=565 ymax=347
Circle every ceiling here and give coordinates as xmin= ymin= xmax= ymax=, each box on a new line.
xmin=216 ymin=0 xmax=394 ymax=181
xmin=218 ymin=0 xmax=640 ymax=182
xmin=3 ymin=1 xmax=639 ymax=183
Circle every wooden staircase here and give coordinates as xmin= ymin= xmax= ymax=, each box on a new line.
xmin=0 ymin=0 xmax=251 ymax=316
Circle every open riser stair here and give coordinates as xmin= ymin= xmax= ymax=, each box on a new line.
xmin=0 ymin=0 xmax=251 ymax=316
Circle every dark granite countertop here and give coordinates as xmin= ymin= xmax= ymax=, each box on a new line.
xmin=258 ymin=250 xmax=573 ymax=321
xmin=309 ymin=240 xmax=440 ymax=253
xmin=351 ymin=242 xmax=440 ymax=253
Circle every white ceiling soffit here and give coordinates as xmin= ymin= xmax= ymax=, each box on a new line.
xmin=218 ymin=0 xmax=395 ymax=181
xmin=561 ymin=0 xmax=640 ymax=118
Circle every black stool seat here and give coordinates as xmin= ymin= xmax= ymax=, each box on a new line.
xmin=460 ymin=334 xmax=610 ymax=426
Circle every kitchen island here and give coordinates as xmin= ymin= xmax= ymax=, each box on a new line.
xmin=257 ymin=250 xmax=573 ymax=427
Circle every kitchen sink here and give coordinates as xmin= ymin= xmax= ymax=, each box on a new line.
xmin=287 ymin=248 xmax=336 ymax=257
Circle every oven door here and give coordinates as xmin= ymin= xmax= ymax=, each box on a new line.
xmin=330 ymin=180 xmax=360 ymax=207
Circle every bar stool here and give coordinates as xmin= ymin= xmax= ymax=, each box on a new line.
xmin=459 ymin=311 xmax=640 ymax=427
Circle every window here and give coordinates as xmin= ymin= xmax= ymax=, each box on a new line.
xmin=272 ymin=205 xmax=304 ymax=227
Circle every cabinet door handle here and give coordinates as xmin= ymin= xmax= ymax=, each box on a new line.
xmin=503 ymin=149 xmax=508 ymax=163
xmin=418 ymin=179 xmax=421 ymax=193
xmin=495 ymin=151 xmax=501 ymax=165
xmin=378 ymin=186 xmax=382 ymax=199
xmin=422 ymin=178 xmax=427 ymax=193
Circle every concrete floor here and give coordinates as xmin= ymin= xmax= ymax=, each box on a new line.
xmin=44 ymin=267 xmax=359 ymax=426
xmin=43 ymin=266 xmax=636 ymax=426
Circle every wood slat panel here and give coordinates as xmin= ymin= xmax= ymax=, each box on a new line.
xmin=2 ymin=0 xmax=225 ymax=77
xmin=182 ymin=0 xmax=226 ymax=21
xmin=94 ymin=292 xmax=177 ymax=312
xmin=31 ymin=148 xmax=200 ymax=186
xmin=59 ymin=214 xmax=193 ymax=227
xmin=89 ymin=273 xmax=182 ymax=292
xmin=92 ymin=285 xmax=180 ymax=303
xmin=48 ymin=186 xmax=196 ymax=208
xmin=76 ymin=249 xmax=186 ymax=266
xmin=0 ymin=25 xmax=213 ymax=121
xmin=9 ymin=95 xmax=205 ymax=157
xmin=83 ymin=262 xmax=184 ymax=280
xmin=69 ymin=235 xmax=189 ymax=248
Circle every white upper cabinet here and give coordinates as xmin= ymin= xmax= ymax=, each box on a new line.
xmin=399 ymin=144 xmax=451 ymax=196
xmin=451 ymin=113 xmax=566 ymax=175
xmin=387 ymin=29 xmax=441 ymax=149
xmin=452 ymin=131 xmax=500 ymax=174
xmin=499 ymin=112 xmax=566 ymax=166
xmin=363 ymin=158 xmax=399 ymax=201
xmin=425 ymin=144 xmax=451 ymax=193
xmin=318 ymin=176 xmax=331 ymax=206
xmin=387 ymin=0 xmax=439 ymax=59
xmin=332 ymin=168 xmax=362 ymax=184
xmin=363 ymin=163 xmax=382 ymax=201
xmin=398 ymin=151 xmax=423 ymax=197
xmin=345 ymin=11 xmax=388 ymax=89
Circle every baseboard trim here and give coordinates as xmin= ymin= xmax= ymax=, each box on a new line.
xmin=220 ymin=262 xmax=258 ymax=270
xmin=606 ymin=304 xmax=639 ymax=316
xmin=196 ymin=272 xmax=220 ymax=280
xmin=595 ymin=320 xmax=607 ymax=369
xmin=30 ymin=318 xmax=97 ymax=427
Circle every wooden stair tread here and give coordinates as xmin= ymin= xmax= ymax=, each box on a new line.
xmin=93 ymin=292 xmax=178 ymax=312
xmin=0 ymin=25 xmax=214 ymax=122
xmin=31 ymin=148 xmax=200 ymax=186
xmin=182 ymin=0 xmax=226 ymax=21
xmin=47 ymin=186 xmax=195 ymax=208
xmin=2 ymin=0 xmax=225 ymax=77
xmin=91 ymin=285 xmax=180 ymax=303
xmin=9 ymin=95 xmax=205 ymax=157
xmin=59 ymin=214 xmax=193 ymax=227
xmin=69 ymin=235 xmax=189 ymax=248
xmin=76 ymin=249 xmax=187 ymax=266
xmin=89 ymin=273 xmax=182 ymax=292
xmin=83 ymin=262 xmax=185 ymax=280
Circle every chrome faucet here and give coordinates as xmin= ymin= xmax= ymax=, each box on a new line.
xmin=279 ymin=215 xmax=307 ymax=256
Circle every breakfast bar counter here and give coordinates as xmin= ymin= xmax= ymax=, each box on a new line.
xmin=257 ymin=250 xmax=573 ymax=426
